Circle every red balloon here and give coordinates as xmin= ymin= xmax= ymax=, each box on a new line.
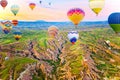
xmin=12 ymin=20 xmax=18 ymax=26
xmin=0 ymin=0 xmax=8 ymax=9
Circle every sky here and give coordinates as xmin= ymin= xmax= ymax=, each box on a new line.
xmin=0 ymin=0 xmax=120 ymax=22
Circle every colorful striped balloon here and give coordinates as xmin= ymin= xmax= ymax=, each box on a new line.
xmin=0 ymin=20 xmax=12 ymax=34
xmin=67 ymin=8 xmax=85 ymax=27
xmin=108 ymin=12 xmax=120 ymax=34
xmin=3 ymin=28 xmax=10 ymax=34
xmin=89 ymin=0 xmax=105 ymax=15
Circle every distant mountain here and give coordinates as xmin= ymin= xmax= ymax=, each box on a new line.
xmin=17 ymin=20 xmax=46 ymax=23
xmin=35 ymin=20 xmax=47 ymax=22
xmin=81 ymin=21 xmax=108 ymax=25
xmin=16 ymin=20 xmax=109 ymax=30
xmin=0 ymin=19 xmax=108 ymax=24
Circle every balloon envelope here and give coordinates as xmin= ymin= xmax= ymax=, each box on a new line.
xmin=108 ymin=12 xmax=120 ymax=34
xmin=13 ymin=32 xmax=22 ymax=40
xmin=68 ymin=31 xmax=79 ymax=44
xmin=40 ymin=1 xmax=42 ymax=4
xmin=49 ymin=2 xmax=51 ymax=6
xmin=5 ymin=57 xmax=9 ymax=60
xmin=89 ymin=0 xmax=105 ymax=15
xmin=0 ymin=0 xmax=8 ymax=9
xmin=3 ymin=28 xmax=10 ymax=34
xmin=0 ymin=20 xmax=12 ymax=34
xmin=29 ymin=3 xmax=36 ymax=10
xmin=67 ymin=8 xmax=85 ymax=27
xmin=11 ymin=5 xmax=20 ymax=16
xmin=12 ymin=20 xmax=18 ymax=26
xmin=48 ymin=25 xmax=59 ymax=38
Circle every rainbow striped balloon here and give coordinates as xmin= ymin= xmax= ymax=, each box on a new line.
xmin=67 ymin=8 xmax=85 ymax=27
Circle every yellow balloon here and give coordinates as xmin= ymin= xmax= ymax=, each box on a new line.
xmin=89 ymin=0 xmax=105 ymax=15
xmin=67 ymin=8 xmax=85 ymax=27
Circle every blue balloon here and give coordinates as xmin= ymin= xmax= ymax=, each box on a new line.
xmin=108 ymin=13 xmax=120 ymax=24
xmin=3 ymin=29 xmax=10 ymax=34
xmin=108 ymin=12 xmax=120 ymax=33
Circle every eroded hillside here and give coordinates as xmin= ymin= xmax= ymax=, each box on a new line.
xmin=0 ymin=28 xmax=120 ymax=80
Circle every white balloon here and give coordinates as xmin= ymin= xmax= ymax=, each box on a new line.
xmin=67 ymin=31 xmax=79 ymax=40
xmin=5 ymin=57 xmax=9 ymax=60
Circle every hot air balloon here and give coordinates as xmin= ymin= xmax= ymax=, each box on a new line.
xmin=5 ymin=56 xmax=9 ymax=60
xmin=11 ymin=5 xmax=20 ymax=16
xmin=49 ymin=2 xmax=51 ymax=6
xmin=89 ymin=0 xmax=105 ymax=15
xmin=0 ymin=20 xmax=12 ymax=34
xmin=29 ymin=3 xmax=36 ymax=10
xmin=67 ymin=31 xmax=79 ymax=44
xmin=0 ymin=0 xmax=8 ymax=9
xmin=108 ymin=12 xmax=120 ymax=34
xmin=40 ymin=1 xmax=42 ymax=4
xmin=13 ymin=32 xmax=22 ymax=40
xmin=48 ymin=25 xmax=59 ymax=38
xmin=67 ymin=8 xmax=85 ymax=28
xmin=12 ymin=20 xmax=18 ymax=26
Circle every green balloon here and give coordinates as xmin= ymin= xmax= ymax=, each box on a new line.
xmin=110 ymin=24 xmax=120 ymax=33
xmin=11 ymin=5 xmax=20 ymax=16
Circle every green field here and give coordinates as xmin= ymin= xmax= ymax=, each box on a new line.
xmin=0 ymin=28 xmax=120 ymax=80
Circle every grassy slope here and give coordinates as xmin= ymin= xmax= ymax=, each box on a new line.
xmin=79 ymin=28 xmax=120 ymax=79
xmin=57 ymin=28 xmax=120 ymax=79
xmin=1 ymin=28 xmax=120 ymax=79
xmin=0 ymin=30 xmax=48 ymax=45
xmin=0 ymin=29 xmax=47 ymax=80
xmin=0 ymin=57 xmax=37 ymax=80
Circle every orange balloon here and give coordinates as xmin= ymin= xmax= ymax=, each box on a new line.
xmin=0 ymin=0 xmax=8 ymax=9
xmin=29 ymin=3 xmax=36 ymax=10
xmin=48 ymin=25 xmax=59 ymax=38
